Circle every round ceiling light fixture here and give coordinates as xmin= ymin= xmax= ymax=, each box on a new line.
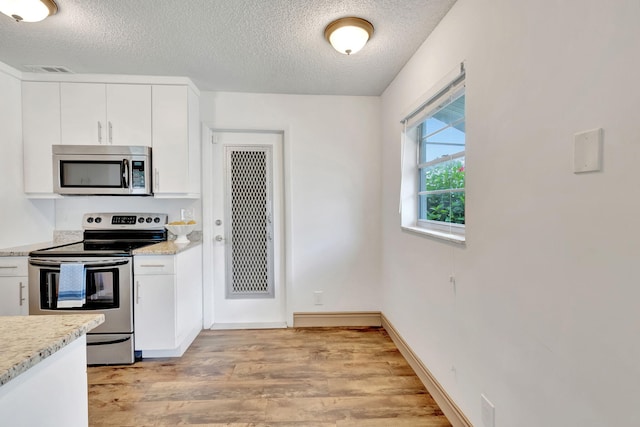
xmin=324 ymin=17 xmax=374 ymax=55
xmin=0 ymin=0 xmax=58 ymax=22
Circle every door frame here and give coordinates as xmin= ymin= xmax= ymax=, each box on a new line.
xmin=201 ymin=125 xmax=293 ymax=329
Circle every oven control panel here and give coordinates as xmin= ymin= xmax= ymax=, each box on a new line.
xmin=83 ymin=213 xmax=168 ymax=229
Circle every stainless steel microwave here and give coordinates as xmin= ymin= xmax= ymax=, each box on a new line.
xmin=53 ymin=145 xmax=152 ymax=196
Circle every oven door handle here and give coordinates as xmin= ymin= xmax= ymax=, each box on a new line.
xmin=87 ymin=336 xmax=132 ymax=346
xmin=29 ymin=259 xmax=130 ymax=268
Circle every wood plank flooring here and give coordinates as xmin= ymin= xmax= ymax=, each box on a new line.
xmin=88 ymin=327 xmax=452 ymax=426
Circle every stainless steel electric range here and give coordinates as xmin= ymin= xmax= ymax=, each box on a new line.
xmin=28 ymin=212 xmax=168 ymax=365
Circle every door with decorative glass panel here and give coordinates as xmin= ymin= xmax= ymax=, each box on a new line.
xmin=210 ymin=131 xmax=285 ymax=328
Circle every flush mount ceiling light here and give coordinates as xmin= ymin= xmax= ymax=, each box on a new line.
xmin=0 ymin=0 xmax=58 ymax=22
xmin=324 ymin=17 xmax=374 ymax=55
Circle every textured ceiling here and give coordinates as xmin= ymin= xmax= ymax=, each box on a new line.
xmin=0 ymin=0 xmax=457 ymax=95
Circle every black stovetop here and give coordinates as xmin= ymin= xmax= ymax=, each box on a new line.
xmin=29 ymin=241 xmax=151 ymax=257
xmin=29 ymin=212 xmax=169 ymax=258
xmin=30 ymin=230 xmax=167 ymax=258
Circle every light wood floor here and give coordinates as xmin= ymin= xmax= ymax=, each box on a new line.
xmin=88 ymin=327 xmax=452 ymax=426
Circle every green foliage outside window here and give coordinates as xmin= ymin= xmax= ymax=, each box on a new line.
xmin=423 ymin=160 xmax=465 ymax=224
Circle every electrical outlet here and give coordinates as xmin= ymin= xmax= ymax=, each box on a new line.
xmin=481 ymin=394 xmax=495 ymax=427
xmin=313 ymin=291 xmax=323 ymax=305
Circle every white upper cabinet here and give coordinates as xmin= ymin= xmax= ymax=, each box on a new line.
xmin=60 ymin=83 xmax=151 ymax=146
xmin=106 ymin=84 xmax=152 ymax=146
xmin=60 ymin=83 xmax=105 ymax=145
xmin=152 ymin=85 xmax=201 ymax=197
xmin=22 ymin=77 xmax=199 ymax=198
xmin=22 ymin=81 xmax=60 ymax=196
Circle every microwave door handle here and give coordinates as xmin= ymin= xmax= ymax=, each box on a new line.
xmin=122 ymin=159 xmax=130 ymax=189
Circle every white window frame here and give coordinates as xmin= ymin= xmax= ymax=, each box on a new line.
xmin=399 ymin=64 xmax=466 ymax=244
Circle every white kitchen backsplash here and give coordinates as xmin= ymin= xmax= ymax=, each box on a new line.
xmin=54 ymin=197 xmax=202 ymax=230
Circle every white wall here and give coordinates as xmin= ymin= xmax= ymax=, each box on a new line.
xmin=0 ymin=65 xmax=54 ymax=248
xmin=201 ymin=92 xmax=382 ymax=317
xmin=380 ymin=1 xmax=640 ymax=426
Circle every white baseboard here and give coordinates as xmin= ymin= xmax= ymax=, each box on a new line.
xmin=293 ymin=311 xmax=382 ymax=327
xmin=210 ymin=322 xmax=288 ymax=330
xmin=381 ymin=314 xmax=472 ymax=427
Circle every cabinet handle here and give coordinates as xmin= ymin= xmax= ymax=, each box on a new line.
xmin=108 ymin=121 xmax=113 ymax=144
xmin=136 ymin=281 xmax=140 ymax=304
xmin=19 ymin=282 xmax=26 ymax=306
xmin=98 ymin=121 xmax=103 ymax=143
xmin=154 ymin=168 xmax=159 ymax=191
xmin=139 ymin=264 xmax=166 ymax=268
xmin=0 ymin=265 xmax=18 ymax=269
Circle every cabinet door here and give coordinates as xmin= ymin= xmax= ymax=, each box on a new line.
xmin=152 ymin=85 xmax=189 ymax=194
xmin=106 ymin=84 xmax=151 ymax=146
xmin=152 ymin=85 xmax=200 ymax=196
xmin=22 ymin=81 xmax=60 ymax=195
xmin=61 ymin=83 xmax=107 ymax=145
xmin=0 ymin=277 xmax=28 ymax=316
xmin=134 ymin=274 xmax=175 ymax=350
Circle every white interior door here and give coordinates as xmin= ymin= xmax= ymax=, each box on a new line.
xmin=210 ymin=131 xmax=285 ymax=328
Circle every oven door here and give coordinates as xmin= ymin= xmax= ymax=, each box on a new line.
xmin=28 ymin=257 xmax=133 ymax=334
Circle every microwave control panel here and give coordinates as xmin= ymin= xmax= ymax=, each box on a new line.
xmin=131 ymin=160 xmax=146 ymax=189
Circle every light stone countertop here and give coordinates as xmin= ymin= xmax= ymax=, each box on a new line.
xmin=1 ymin=231 xmax=201 ymax=257
xmin=0 ymin=314 xmax=104 ymax=386
xmin=0 ymin=231 xmax=83 ymax=257
xmin=133 ymin=239 xmax=202 ymax=255
xmin=0 ymin=239 xmax=202 ymax=257
xmin=0 ymin=241 xmax=56 ymax=257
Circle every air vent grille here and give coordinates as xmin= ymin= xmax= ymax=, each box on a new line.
xmin=24 ymin=65 xmax=73 ymax=73
xmin=225 ymin=147 xmax=274 ymax=299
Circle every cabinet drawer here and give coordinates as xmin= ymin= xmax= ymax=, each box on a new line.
xmin=0 ymin=257 xmax=28 ymax=276
xmin=134 ymin=256 xmax=175 ymax=275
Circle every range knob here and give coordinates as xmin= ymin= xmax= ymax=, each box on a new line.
xmin=154 ymin=217 xmax=161 ymax=223
xmin=145 ymin=217 xmax=152 ymax=223
xmin=86 ymin=217 xmax=94 ymax=223
xmin=137 ymin=217 xmax=145 ymax=224
xmin=95 ymin=217 xmax=102 ymax=224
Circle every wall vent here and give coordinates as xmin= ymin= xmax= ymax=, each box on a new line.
xmin=24 ymin=65 xmax=73 ymax=73
xmin=225 ymin=146 xmax=275 ymax=299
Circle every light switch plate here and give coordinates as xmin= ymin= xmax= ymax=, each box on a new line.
xmin=573 ymin=128 xmax=603 ymax=173
xmin=481 ymin=394 xmax=495 ymax=427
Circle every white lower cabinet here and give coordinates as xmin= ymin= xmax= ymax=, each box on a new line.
xmin=134 ymin=271 xmax=175 ymax=350
xmin=134 ymin=245 xmax=202 ymax=357
xmin=0 ymin=257 xmax=28 ymax=316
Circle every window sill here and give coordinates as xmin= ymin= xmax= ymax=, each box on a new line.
xmin=401 ymin=225 xmax=466 ymax=245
